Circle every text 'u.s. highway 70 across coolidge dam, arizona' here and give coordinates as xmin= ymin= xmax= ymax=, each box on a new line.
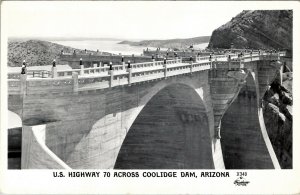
xmin=54 ymin=171 xmax=230 ymax=178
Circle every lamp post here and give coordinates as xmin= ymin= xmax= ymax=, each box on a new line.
xmin=127 ymin=60 xmax=132 ymax=85
xmin=52 ymin=59 xmax=56 ymax=67
xmin=52 ymin=59 xmax=57 ymax=78
xmin=127 ymin=60 xmax=131 ymax=69
xmin=21 ymin=60 xmax=26 ymax=74
xmin=163 ymin=57 xmax=167 ymax=79
xmin=109 ymin=62 xmax=113 ymax=70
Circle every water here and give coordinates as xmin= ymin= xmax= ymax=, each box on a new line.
xmin=52 ymin=40 xmax=152 ymax=55
xmin=51 ymin=40 xmax=209 ymax=55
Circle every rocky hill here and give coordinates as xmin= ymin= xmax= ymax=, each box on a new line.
xmin=208 ymin=10 xmax=292 ymax=50
xmin=7 ymin=40 xmax=109 ymax=67
xmin=263 ymin=74 xmax=293 ymax=169
xmin=119 ymin=36 xmax=211 ymax=49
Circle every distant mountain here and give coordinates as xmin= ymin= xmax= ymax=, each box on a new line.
xmin=7 ymin=40 xmax=110 ymax=67
xmin=208 ymin=10 xmax=292 ymax=50
xmin=9 ymin=37 xmax=124 ymax=42
xmin=119 ymin=36 xmax=211 ymax=49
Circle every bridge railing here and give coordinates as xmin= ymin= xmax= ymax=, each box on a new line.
xmin=27 ymin=70 xmax=52 ymax=78
xmin=8 ymin=72 xmax=21 ymax=79
xmin=7 ymin=51 xmax=287 ymax=93
xmin=57 ymin=69 xmax=81 ymax=77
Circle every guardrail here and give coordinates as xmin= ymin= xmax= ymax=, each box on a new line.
xmin=8 ymin=51 xmax=286 ymax=82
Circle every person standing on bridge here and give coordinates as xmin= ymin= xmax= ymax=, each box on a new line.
xmin=80 ymin=58 xmax=83 ymax=66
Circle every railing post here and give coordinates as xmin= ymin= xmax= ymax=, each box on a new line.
xmin=163 ymin=58 xmax=167 ymax=79
xmin=52 ymin=67 xmax=57 ymax=78
xmin=108 ymin=62 xmax=114 ymax=88
xmin=20 ymin=64 xmax=27 ymax=96
xmin=190 ymin=56 xmax=193 ymax=74
xmin=127 ymin=61 xmax=132 ymax=86
xmin=122 ymin=56 xmax=125 ymax=70
xmin=240 ymin=58 xmax=244 ymax=69
xmin=228 ymin=55 xmax=231 ymax=70
xmin=79 ymin=58 xmax=84 ymax=75
xmin=72 ymin=72 xmax=78 ymax=94
xmin=80 ymin=65 xmax=84 ymax=75
xmin=152 ymin=55 xmax=156 ymax=66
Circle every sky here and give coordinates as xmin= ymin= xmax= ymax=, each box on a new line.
xmin=2 ymin=1 xmax=245 ymax=40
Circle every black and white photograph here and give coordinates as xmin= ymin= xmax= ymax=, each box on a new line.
xmin=1 ymin=1 xmax=299 ymax=194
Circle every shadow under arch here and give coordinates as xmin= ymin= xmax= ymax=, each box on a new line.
xmin=114 ymin=83 xmax=214 ymax=169
xmin=220 ymin=70 xmax=278 ymax=169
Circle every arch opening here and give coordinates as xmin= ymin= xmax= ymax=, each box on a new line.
xmin=114 ymin=83 xmax=214 ymax=169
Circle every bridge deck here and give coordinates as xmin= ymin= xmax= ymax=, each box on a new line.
xmin=7 ymin=52 xmax=286 ymax=94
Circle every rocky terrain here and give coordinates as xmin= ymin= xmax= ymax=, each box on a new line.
xmin=208 ymin=10 xmax=292 ymax=51
xmin=263 ymin=74 xmax=293 ymax=168
xmin=119 ymin=36 xmax=210 ymax=49
xmin=7 ymin=39 xmax=110 ymax=67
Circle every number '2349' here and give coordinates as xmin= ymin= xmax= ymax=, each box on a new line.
xmin=236 ymin=172 xmax=247 ymax=177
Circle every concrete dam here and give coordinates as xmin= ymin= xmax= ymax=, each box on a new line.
xmin=7 ymin=51 xmax=286 ymax=169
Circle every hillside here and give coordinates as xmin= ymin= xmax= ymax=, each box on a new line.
xmin=208 ymin=10 xmax=292 ymax=50
xmin=7 ymin=40 xmax=110 ymax=67
xmin=263 ymin=75 xmax=293 ymax=168
xmin=119 ymin=36 xmax=210 ymax=49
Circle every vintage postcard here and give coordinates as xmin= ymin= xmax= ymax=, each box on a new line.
xmin=0 ymin=1 xmax=299 ymax=194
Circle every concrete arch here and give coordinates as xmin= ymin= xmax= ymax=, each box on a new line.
xmin=55 ymin=72 xmax=217 ymax=169
xmin=114 ymin=83 xmax=214 ymax=169
xmin=220 ymin=69 xmax=280 ymax=169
